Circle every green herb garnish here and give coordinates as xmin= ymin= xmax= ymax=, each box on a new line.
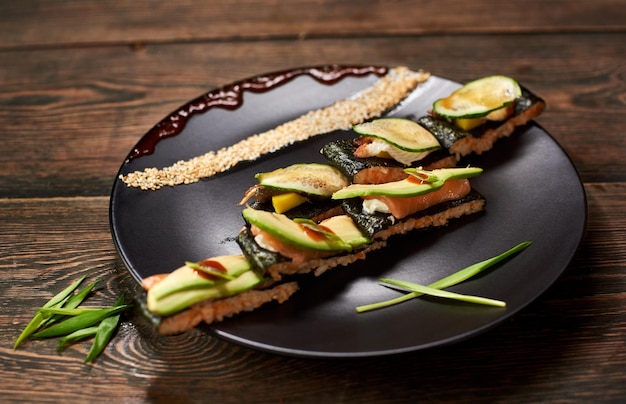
xmin=14 ymin=276 xmax=128 ymax=363
xmin=379 ymin=278 xmax=505 ymax=307
xmin=57 ymin=326 xmax=99 ymax=351
xmin=357 ymin=241 xmax=531 ymax=313
xmin=84 ymin=295 xmax=126 ymax=363
xmin=185 ymin=261 xmax=236 ymax=281
xmin=32 ymin=305 xmax=128 ymax=339
xmin=13 ymin=276 xmax=87 ymax=349
xmin=42 ymin=280 xmax=101 ymax=328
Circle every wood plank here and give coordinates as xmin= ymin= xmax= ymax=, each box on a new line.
xmin=0 ymin=182 xmax=624 ymax=402
xmin=1 ymin=33 xmax=624 ymax=198
xmin=2 ymin=1 xmax=624 ymax=401
xmin=1 ymin=0 xmax=625 ymax=48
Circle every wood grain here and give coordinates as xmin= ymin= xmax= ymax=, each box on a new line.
xmin=1 ymin=0 xmax=624 ymax=49
xmin=1 ymin=0 xmax=625 ymax=402
xmin=1 ymin=33 xmax=625 ymax=198
xmin=0 ymin=183 xmax=624 ymax=402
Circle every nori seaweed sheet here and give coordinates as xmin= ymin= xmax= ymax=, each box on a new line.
xmin=236 ymin=228 xmax=288 ymax=274
xmin=419 ymin=85 xmax=546 ymax=146
xmin=237 ymin=189 xmax=485 ymax=273
xmin=341 ymin=189 xmax=486 ymax=238
xmin=320 ymin=139 xmax=448 ymax=179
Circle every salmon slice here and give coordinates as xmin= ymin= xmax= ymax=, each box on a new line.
xmin=142 ymin=274 xmax=169 ymax=290
xmin=364 ymin=178 xmax=471 ymax=219
xmin=353 ymin=166 xmax=409 ymax=184
xmin=250 ymin=225 xmax=336 ymax=266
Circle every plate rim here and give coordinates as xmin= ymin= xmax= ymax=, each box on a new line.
xmin=109 ymin=65 xmax=587 ymax=358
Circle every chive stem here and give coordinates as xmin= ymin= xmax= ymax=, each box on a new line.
xmin=38 ymin=307 xmax=110 ymax=316
xmin=42 ymin=280 xmax=101 ymax=327
xmin=13 ymin=276 xmax=86 ymax=349
xmin=84 ymin=295 xmax=126 ymax=363
xmin=57 ymin=326 xmax=99 ymax=352
xmin=380 ymin=278 xmax=506 ymax=307
xmin=356 ymin=241 xmax=531 ymax=313
xmin=32 ymin=306 xmax=128 ymax=339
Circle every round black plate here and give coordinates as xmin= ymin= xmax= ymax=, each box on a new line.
xmin=110 ymin=66 xmax=586 ymax=358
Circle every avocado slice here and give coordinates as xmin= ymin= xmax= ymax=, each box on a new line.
xmin=243 ymin=208 xmax=359 ymax=252
xmin=148 ymin=255 xmax=252 ymax=301
xmin=332 ymin=167 xmax=482 ymax=199
xmin=146 ymin=255 xmax=264 ymax=316
xmin=404 ymin=167 xmax=483 ymax=181
xmin=318 ymin=215 xmax=371 ymax=248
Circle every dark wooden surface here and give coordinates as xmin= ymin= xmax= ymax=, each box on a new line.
xmin=1 ymin=1 xmax=625 ymax=402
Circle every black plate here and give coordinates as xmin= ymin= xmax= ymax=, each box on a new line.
xmin=110 ymin=66 xmax=586 ymax=358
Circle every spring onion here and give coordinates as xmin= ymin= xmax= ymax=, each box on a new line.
xmin=84 ymin=295 xmax=126 ymax=363
xmin=357 ymin=241 xmax=531 ymax=313
xmin=57 ymin=326 xmax=99 ymax=351
xmin=32 ymin=305 xmax=128 ymax=339
xmin=380 ymin=278 xmax=505 ymax=307
xmin=13 ymin=276 xmax=86 ymax=349
xmin=15 ymin=275 xmax=129 ymax=364
xmin=37 ymin=307 xmax=112 ymax=316
xmin=43 ymin=280 xmax=101 ymax=327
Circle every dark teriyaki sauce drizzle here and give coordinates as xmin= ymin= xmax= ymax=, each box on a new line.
xmin=126 ymin=65 xmax=388 ymax=162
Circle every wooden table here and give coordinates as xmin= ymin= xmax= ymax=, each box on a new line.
xmin=2 ymin=1 xmax=625 ymax=402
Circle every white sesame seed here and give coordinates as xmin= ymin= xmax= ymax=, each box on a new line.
xmin=120 ymin=67 xmax=430 ymax=190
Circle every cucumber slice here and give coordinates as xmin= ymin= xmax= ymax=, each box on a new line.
xmin=353 ymin=118 xmax=442 ymax=152
xmin=433 ymin=75 xmax=522 ymax=119
xmin=332 ymin=167 xmax=482 ymax=199
xmin=242 ymin=208 xmax=353 ymax=252
xmin=255 ymin=163 xmax=349 ymax=197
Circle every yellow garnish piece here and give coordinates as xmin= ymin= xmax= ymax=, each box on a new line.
xmin=272 ymin=192 xmax=308 ymax=214
xmin=454 ymin=117 xmax=487 ymax=131
xmin=485 ymin=104 xmax=513 ymax=121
